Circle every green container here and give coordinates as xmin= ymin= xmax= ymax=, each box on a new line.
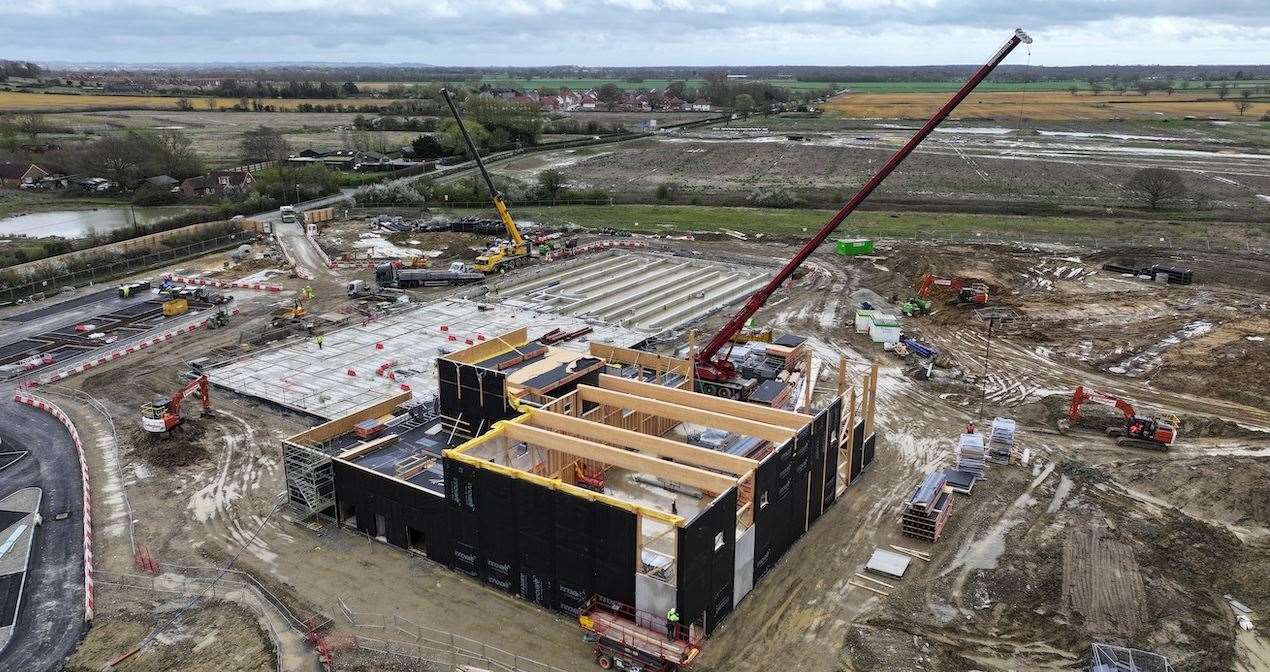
xmin=835 ymin=238 xmax=874 ymax=256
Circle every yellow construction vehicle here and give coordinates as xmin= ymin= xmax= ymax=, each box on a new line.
xmin=440 ymin=88 xmax=529 ymax=274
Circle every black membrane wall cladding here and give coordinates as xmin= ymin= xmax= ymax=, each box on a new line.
xmin=850 ymin=420 xmax=866 ymax=483
xmin=438 ymin=456 xmax=635 ymax=616
xmin=333 ymin=460 xmax=454 ymax=566
xmin=676 ymin=487 xmax=737 ymax=635
xmin=438 ymin=359 xmax=515 ymax=443
xmin=752 ymin=402 xmax=840 ymax=589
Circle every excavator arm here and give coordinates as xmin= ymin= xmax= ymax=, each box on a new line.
xmin=170 ymin=376 xmax=211 ymax=418
xmin=440 ymin=88 xmax=526 ymax=253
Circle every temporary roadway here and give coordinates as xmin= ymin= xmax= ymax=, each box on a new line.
xmin=0 ymin=401 xmax=85 ymax=671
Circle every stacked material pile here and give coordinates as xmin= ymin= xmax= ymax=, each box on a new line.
xmin=954 ymin=432 xmax=987 ymax=478
xmin=987 ymin=417 xmax=1017 ymax=464
xmin=901 ymin=471 xmax=956 ymax=542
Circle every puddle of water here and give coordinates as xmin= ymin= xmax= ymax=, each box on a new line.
xmin=0 ymin=206 xmax=200 ymax=239
xmin=1047 ymin=475 xmax=1074 ymax=514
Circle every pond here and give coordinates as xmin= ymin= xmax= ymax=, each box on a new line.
xmin=0 ymin=206 xmax=200 ymax=240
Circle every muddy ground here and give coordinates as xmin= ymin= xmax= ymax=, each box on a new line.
xmin=48 ymin=225 xmax=1270 ymax=672
xmin=67 ymin=593 xmax=275 ymax=672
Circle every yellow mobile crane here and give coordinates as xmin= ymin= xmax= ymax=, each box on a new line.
xmin=440 ymin=88 xmax=529 ymax=274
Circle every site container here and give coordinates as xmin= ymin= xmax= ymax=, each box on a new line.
xmin=869 ymin=313 xmax=901 ymax=344
xmin=854 ymin=309 xmax=874 ymax=334
xmin=835 ymin=238 xmax=875 ymax=256
xmin=162 ymin=298 xmax=188 ymax=317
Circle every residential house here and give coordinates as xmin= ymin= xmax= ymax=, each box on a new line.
xmin=691 ymin=98 xmax=714 ymax=112
xmin=0 ymin=161 xmax=50 ymax=188
xmin=144 ymin=174 xmax=179 ymax=189
xmin=179 ymin=169 xmax=254 ymax=197
xmin=580 ymin=92 xmax=598 ymax=110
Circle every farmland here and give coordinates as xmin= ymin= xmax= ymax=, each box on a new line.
xmin=360 ymin=77 xmax=1270 ymax=95
xmin=0 ymin=90 xmax=408 ymax=112
xmin=825 ymin=88 xmax=1270 ymax=121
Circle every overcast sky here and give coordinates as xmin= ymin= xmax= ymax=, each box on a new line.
xmin=5 ymin=1 xmax=1269 ymax=67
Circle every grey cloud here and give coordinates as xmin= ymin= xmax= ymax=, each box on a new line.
xmin=3 ymin=0 xmax=1267 ymax=64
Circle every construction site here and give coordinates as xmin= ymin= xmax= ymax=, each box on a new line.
xmin=0 ymin=29 xmax=1267 ymax=672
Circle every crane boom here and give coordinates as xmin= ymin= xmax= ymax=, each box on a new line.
xmin=696 ymin=28 xmax=1032 ymax=378
xmin=440 ymin=88 xmax=526 ymax=251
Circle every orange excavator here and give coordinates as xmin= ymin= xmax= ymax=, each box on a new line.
xmin=916 ymin=273 xmax=989 ymax=306
xmin=1058 ymin=386 xmax=1176 ymax=451
xmin=140 ymin=375 xmax=212 ymax=435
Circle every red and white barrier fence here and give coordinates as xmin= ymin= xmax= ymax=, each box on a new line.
xmin=12 ymin=392 xmax=94 ymax=622
xmin=163 ymin=273 xmax=282 ymax=293
xmin=544 ymin=240 xmax=647 ymax=262
xmin=26 ymin=308 xmax=240 ymax=387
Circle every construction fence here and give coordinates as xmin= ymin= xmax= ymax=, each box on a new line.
xmin=338 ymin=598 xmax=570 ymax=672
xmin=0 ymin=231 xmax=252 ymax=304
xmin=95 ymin=570 xmax=292 ymax=672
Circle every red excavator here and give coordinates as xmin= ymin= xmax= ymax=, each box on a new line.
xmin=916 ymin=273 xmax=990 ymax=306
xmin=1059 ymin=386 xmax=1176 ymax=451
xmin=140 ymin=375 xmax=212 ymax=435
xmin=692 ymin=29 xmax=1031 ymax=400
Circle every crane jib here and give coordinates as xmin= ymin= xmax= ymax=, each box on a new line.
xmin=697 ymin=29 xmax=1032 ymax=366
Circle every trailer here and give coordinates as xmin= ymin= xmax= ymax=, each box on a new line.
xmin=374 ymin=262 xmax=485 ymax=288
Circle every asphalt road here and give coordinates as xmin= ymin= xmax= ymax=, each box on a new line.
xmin=0 ymin=398 xmax=86 ymax=671
xmin=0 ymin=292 xmax=154 ymax=352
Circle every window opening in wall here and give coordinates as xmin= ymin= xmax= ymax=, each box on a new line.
xmin=714 ymin=532 xmax=724 ymax=551
xmin=375 ymin=514 xmax=387 ymax=539
xmin=339 ymin=501 xmax=358 ymax=527
xmin=759 ymin=491 xmax=769 ymax=509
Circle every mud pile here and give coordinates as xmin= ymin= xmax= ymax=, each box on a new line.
xmin=1017 ymin=393 xmax=1269 ymax=439
xmin=127 ymin=423 xmax=209 ymax=468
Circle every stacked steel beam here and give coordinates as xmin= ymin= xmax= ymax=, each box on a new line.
xmin=901 ymin=471 xmax=956 ymax=542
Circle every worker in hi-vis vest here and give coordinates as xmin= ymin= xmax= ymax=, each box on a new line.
xmin=665 ymin=608 xmax=680 ymax=639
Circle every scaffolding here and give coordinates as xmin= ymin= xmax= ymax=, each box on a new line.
xmin=1090 ymin=643 xmax=1176 ymax=672
xmin=284 ymin=439 xmax=340 ymax=519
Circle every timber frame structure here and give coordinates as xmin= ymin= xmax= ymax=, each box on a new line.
xmin=282 ymin=329 xmax=881 ymax=637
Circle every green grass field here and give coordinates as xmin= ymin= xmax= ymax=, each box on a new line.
xmin=433 ymin=204 xmax=1266 ymax=246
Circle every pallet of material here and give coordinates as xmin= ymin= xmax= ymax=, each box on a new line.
xmin=942 ymin=468 xmax=978 ymax=495
xmin=954 ymin=432 xmax=987 ymax=477
xmin=901 ymin=491 xmax=955 ymax=542
xmin=987 ymin=416 xmax=1017 ymax=464
xmin=902 ymin=471 xmax=956 ymax=542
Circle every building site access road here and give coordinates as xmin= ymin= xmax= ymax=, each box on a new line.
xmin=0 ymin=402 xmax=86 ymax=672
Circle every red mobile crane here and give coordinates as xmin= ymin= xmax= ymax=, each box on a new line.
xmin=140 ymin=375 xmax=212 ymax=435
xmin=693 ymin=29 xmax=1032 ymax=399
xmin=1059 ymin=385 xmax=1176 ymax=451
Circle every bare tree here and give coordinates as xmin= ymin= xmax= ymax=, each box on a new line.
xmin=240 ymin=126 xmax=290 ymax=163
xmin=1123 ymin=168 xmax=1187 ymax=209
xmin=1217 ymin=82 xmax=1231 ymax=99
xmin=154 ymin=129 xmax=201 ymax=177
xmin=1235 ymin=98 xmax=1252 ymax=117
xmin=83 ymin=135 xmax=144 ymax=187
xmin=1136 ymin=82 xmax=1152 ymax=96
xmin=1067 ymin=85 xmax=1079 ymax=96
xmin=175 ymin=97 xmax=194 ymax=111
xmin=17 ymin=113 xmax=42 ymax=141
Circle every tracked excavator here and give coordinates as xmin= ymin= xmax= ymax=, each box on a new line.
xmin=140 ymin=375 xmax=212 ymax=435
xmin=1058 ymin=386 xmax=1177 ymax=451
